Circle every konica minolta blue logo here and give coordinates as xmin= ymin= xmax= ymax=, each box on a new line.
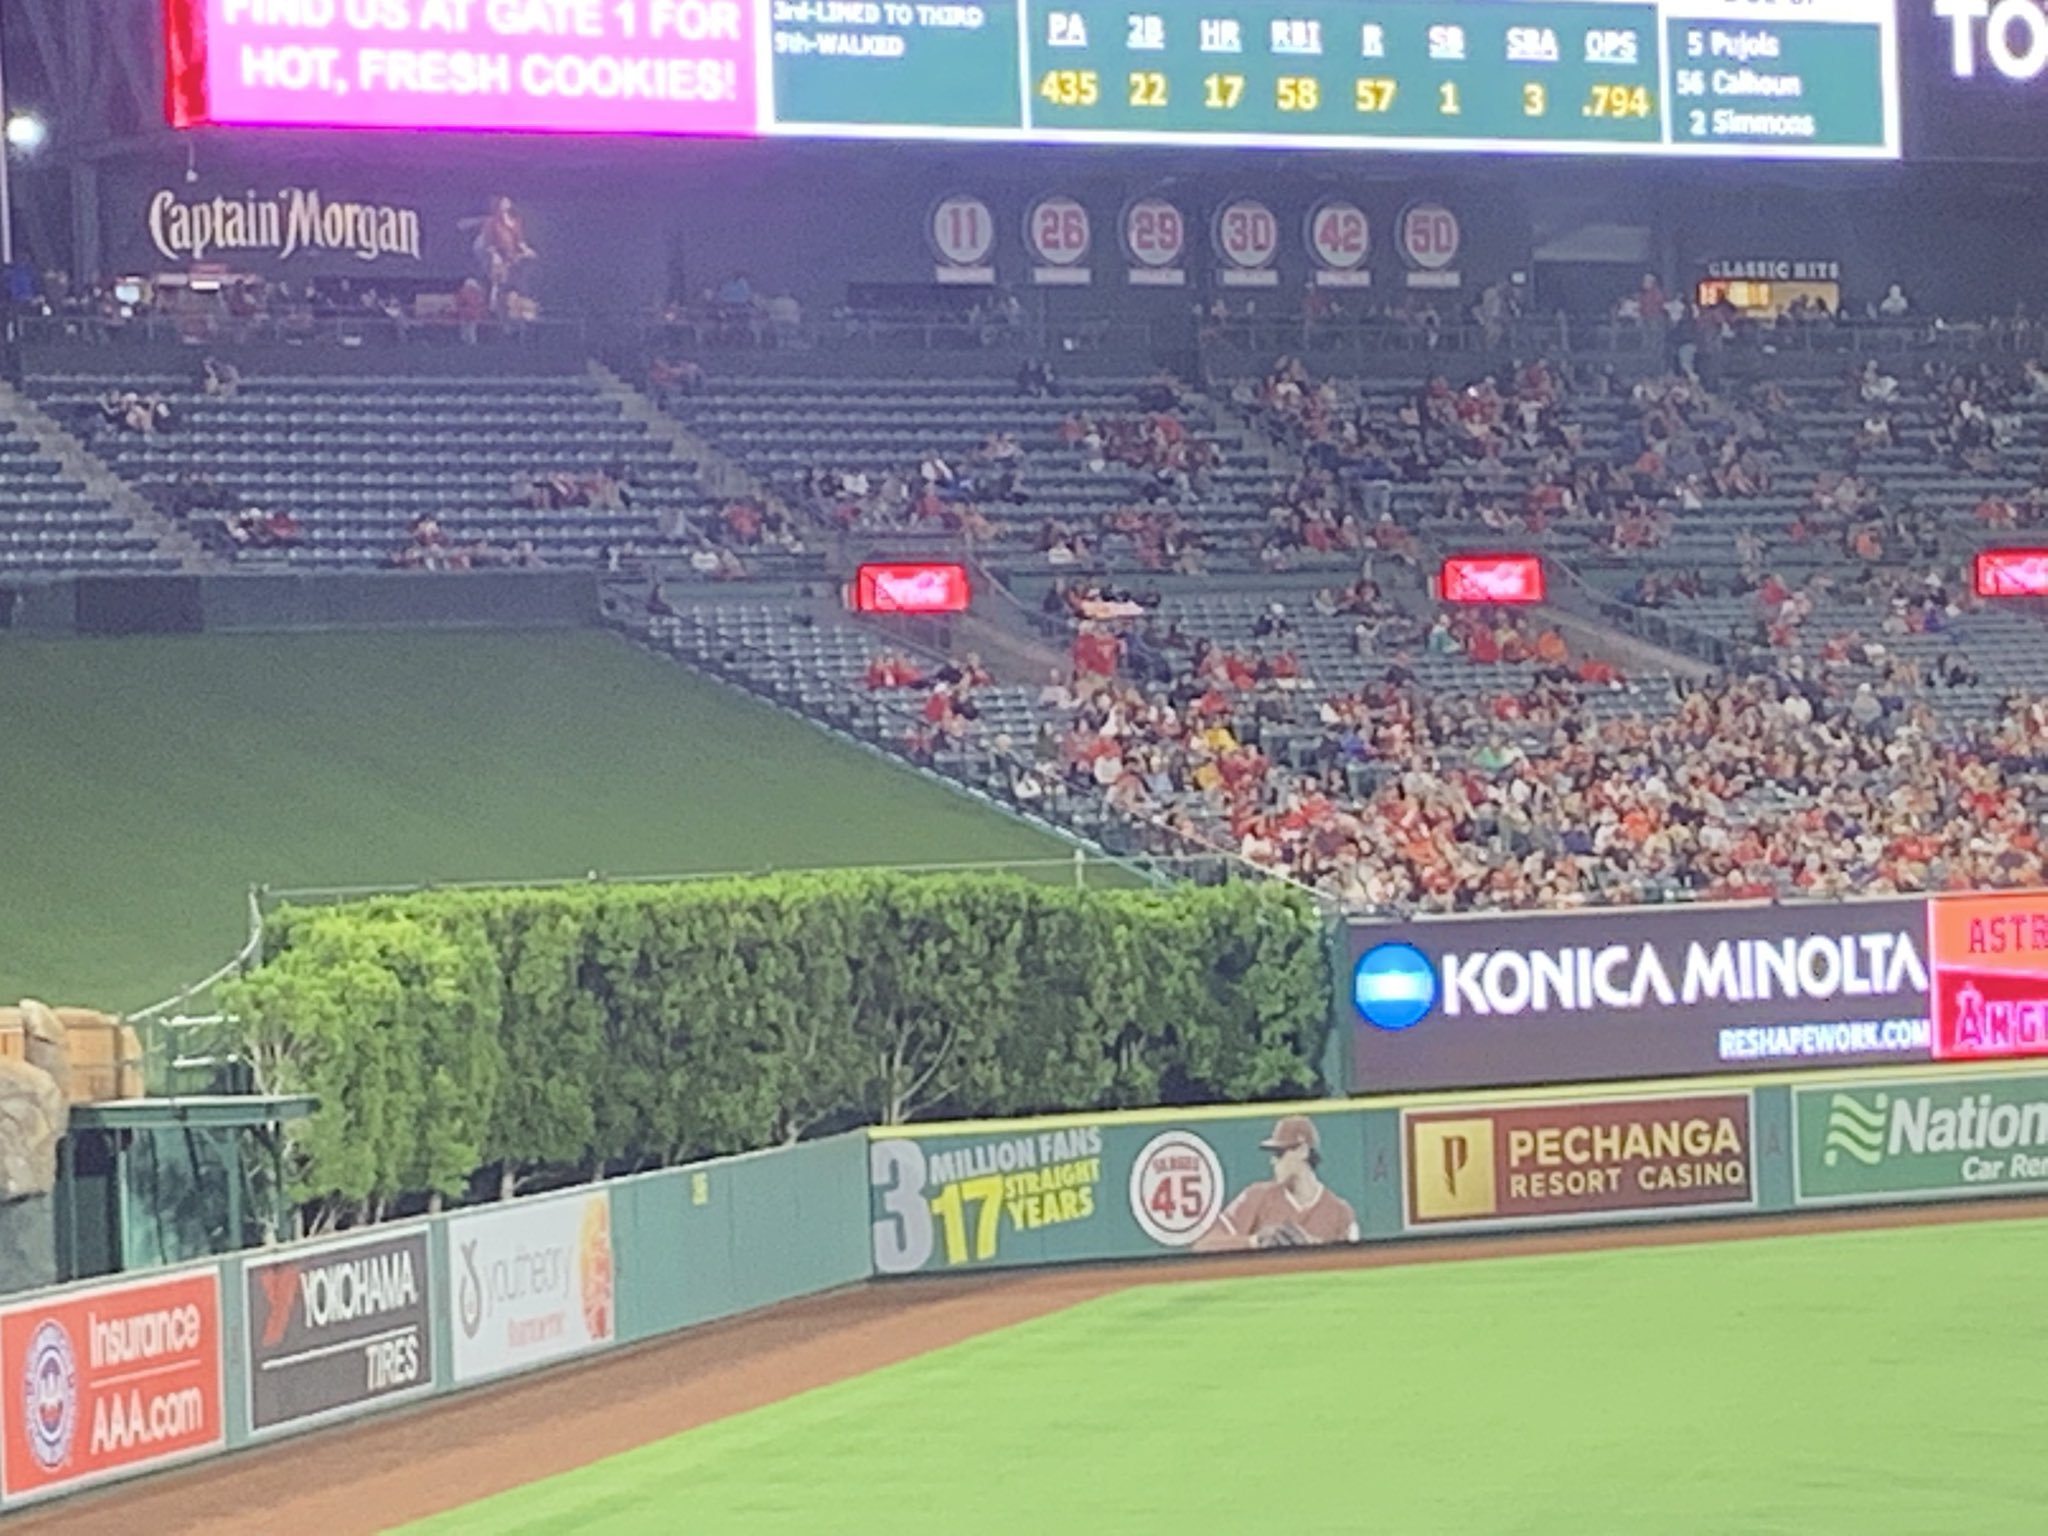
xmin=1352 ymin=943 xmax=1438 ymax=1031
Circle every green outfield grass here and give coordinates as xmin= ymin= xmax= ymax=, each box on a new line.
xmin=0 ymin=630 xmax=1076 ymax=1011
xmin=408 ymin=1219 xmax=2048 ymax=1536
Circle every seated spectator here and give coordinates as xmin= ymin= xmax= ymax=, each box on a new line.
xmin=202 ymin=356 xmax=241 ymax=400
xmin=1017 ymin=358 xmax=1058 ymax=397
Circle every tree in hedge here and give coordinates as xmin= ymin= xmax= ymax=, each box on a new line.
xmin=845 ymin=875 xmax=1020 ymax=1124
xmin=478 ymin=892 xmax=607 ymax=1197
xmin=223 ymin=908 xmax=505 ymax=1231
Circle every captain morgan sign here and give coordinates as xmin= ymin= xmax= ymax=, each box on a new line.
xmin=147 ymin=188 xmax=424 ymax=265
xmin=1351 ymin=900 xmax=1932 ymax=1091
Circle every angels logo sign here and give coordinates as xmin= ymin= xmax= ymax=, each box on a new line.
xmin=1129 ymin=1130 xmax=1225 ymax=1245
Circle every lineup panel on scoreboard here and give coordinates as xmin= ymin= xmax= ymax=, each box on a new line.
xmin=178 ymin=0 xmax=1899 ymax=157
xmin=1022 ymin=0 xmax=1664 ymax=144
xmin=763 ymin=0 xmax=1897 ymax=154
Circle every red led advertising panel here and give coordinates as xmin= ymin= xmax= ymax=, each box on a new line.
xmin=1975 ymin=549 xmax=2048 ymax=599
xmin=1929 ymin=891 xmax=2048 ymax=1063
xmin=1440 ymin=554 xmax=1545 ymax=606
xmin=852 ymin=563 xmax=971 ymax=616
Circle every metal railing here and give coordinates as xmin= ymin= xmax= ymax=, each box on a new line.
xmin=1543 ymin=557 xmax=1745 ymax=671
xmin=22 ymin=304 xmax=2047 ymax=372
xmin=16 ymin=311 xmax=590 ymax=351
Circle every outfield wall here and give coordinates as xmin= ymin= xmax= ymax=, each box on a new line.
xmin=5 ymin=1061 xmax=2048 ymax=1511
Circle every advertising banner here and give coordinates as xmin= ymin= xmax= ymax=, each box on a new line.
xmin=1404 ymin=1092 xmax=1754 ymax=1232
xmin=1900 ymin=0 xmax=2048 ymax=160
xmin=0 ymin=1270 xmax=223 ymax=1504
xmin=174 ymin=0 xmax=757 ymax=137
xmin=1793 ymin=1072 xmax=2048 ymax=1204
xmin=244 ymin=1228 xmax=434 ymax=1437
xmin=1928 ymin=891 xmax=2048 ymax=1062
xmin=1350 ymin=899 xmax=1932 ymax=1092
xmin=448 ymin=1191 xmax=614 ymax=1386
xmin=108 ymin=171 xmax=530 ymax=281
xmin=869 ymin=1107 xmax=1368 ymax=1275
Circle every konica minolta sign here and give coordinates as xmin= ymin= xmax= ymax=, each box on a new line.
xmin=1350 ymin=899 xmax=1934 ymax=1091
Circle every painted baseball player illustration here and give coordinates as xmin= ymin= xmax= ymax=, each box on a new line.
xmin=1193 ymin=1115 xmax=1360 ymax=1251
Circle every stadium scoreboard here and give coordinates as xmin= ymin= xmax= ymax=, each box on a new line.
xmin=174 ymin=0 xmax=1899 ymax=158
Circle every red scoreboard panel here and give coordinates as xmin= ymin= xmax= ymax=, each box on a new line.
xmin=851 ymin=563 xmax=973 ymax=615
xmin=1976 ymin=549 xmax=2048 ymax=599
xmin=1440 ymin=554 xmax=1545 ymax=606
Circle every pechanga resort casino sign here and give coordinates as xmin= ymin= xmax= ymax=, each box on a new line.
xmin=145 ymin=186 xmax=425 ymax=267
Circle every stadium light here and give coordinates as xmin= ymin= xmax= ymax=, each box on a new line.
xmin=5 ymin=114 xmax=46 ymax=153
xmin=0 ymin=27 xmax=12 ymax=268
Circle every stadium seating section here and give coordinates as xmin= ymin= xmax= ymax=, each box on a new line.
xmin=29 ymin=372 xmax=712 ymax=568
xmin=13 ymin=340 xmax=2048 ymax=907
xmin=0 ymin=419 xmax=176 ymax=577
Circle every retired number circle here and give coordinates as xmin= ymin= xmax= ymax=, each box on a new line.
xmin=1307 ymin=199 xmax=1370 ymax=272
xmin=1129 ymin=1130 xmax=1225 ymax=1246
xmin=1400 ymin=202 xmax=1461 ymax=272
xmin=930 ymin=195 xmax=996 ymax=268
xmin=1123 ymin=197 xmax=1186 ymax=269
xmin=1028 ymin=196 xmax=1092 ymax=267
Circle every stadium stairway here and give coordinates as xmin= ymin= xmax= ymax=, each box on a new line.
xmin=0 ymin=383 xmax=191 ymax=577
xmin=589 ymin=361 xmax=764 ymax=504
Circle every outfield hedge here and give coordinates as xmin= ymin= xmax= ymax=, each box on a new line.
xmin=225 ymin=875 xmax=1330 ymax=1225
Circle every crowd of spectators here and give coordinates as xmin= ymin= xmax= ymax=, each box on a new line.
xmin=768 ymin=378 xmax=1237 ymax=577
xmin=387 ymin=513 xmax=543 ymax=572
xmin=1007 ymin=577 xmax=2048 ymax=909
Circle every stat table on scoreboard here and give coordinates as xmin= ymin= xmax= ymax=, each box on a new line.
xmin=182 ymin=0 xmax=1895 ymax=157
xmin=1028 ymin=0 xmax=1665 ymax=143
xmin=763 ymin=0 xmax=1898 ymax=155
